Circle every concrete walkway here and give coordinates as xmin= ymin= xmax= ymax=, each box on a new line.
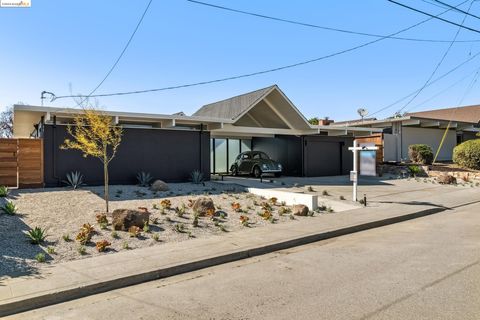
xmin=1 ymin=185 xmax=478 ymax=317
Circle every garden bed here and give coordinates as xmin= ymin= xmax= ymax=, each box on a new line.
xmin=0 ymin=182 xmax=327 ymax=278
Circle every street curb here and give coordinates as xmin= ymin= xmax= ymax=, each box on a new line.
xmin=0 ymin=206 xmax=447 ymax=317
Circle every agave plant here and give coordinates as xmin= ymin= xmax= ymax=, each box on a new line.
xmin=26 ymin=227 xmax=47 ymax=244
xmin=136 ymin=171 xmax=153 ymax=187
xmin=190 ymin=170 xmax=204 ymax=184
xmin=1 ymin=201 xmax=17 ymax=215
xmin=62 ymin=171 xmax=85 ymax=189
xmin=0 ymin=185 xmax=8 ymax=197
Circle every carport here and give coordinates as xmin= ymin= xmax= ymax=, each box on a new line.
xmin=194 ymin=85 xmax=380 ymax=176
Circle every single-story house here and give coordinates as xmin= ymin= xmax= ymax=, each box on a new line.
xmin=11 ymin=85 xmax=381 ymax=187
xmin=331 ymin=105 xmax=480 ymax=162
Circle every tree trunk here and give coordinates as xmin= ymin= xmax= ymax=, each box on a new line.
xmin=104 ymin=161 xmax=109 ymax=213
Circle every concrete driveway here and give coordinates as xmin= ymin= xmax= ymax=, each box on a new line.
xmin=12 ymin=201 xmax=480 ymax=320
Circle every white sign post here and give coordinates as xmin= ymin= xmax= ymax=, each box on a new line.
xmin=348 ymin=139 xmax=378 ymax=202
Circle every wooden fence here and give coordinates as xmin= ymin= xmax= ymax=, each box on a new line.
xmin=0 ymin=138 xmax=43 ymax=188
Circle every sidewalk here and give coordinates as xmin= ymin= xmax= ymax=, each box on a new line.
xmin=1 ymin=186 xmax=478 ymax=317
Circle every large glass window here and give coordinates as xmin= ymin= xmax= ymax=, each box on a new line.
xmin=228 ymin=139 xmax=240 ymax=170
xmin=210 ymin=139 xmax=214 ymax=174
xmin=214 ymin=139 xmax=227 ymax=173
xmin=241 ymin=139 xmax=251 ymax=152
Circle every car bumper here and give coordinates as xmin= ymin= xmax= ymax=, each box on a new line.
xmin=261 ymin=169 xmax=282 ymax=173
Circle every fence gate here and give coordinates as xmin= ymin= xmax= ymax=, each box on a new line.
xmin=0 ymin=138 xmax=43 ymax=188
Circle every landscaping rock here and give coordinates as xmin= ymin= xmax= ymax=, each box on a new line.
xmin=292 ymin=204 xmax=309 ymax=216
xmin=437 ymin=174 xmax=457 ymax=185
xmin=192 ymin=197 xmax=215 ymax=216
xmin=150 ymin=180 xmax=169 ymax=192
xmin=112 ymin=209 xmax=151 ymax=231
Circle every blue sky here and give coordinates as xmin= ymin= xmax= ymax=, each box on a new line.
xmin=2 ymin=0 xmax=480 ymax=121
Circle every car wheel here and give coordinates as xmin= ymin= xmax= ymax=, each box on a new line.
xmin=253 ymin=166 xmax=262 ymax=178
xmin=231 ymin=165 xmax=238 ymax=176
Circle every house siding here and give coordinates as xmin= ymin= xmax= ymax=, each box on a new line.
xmin=43 ymin=125 xmax=210 ymax=187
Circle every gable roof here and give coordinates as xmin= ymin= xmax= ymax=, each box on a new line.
xmin=407 ymin=104 xmax=480 ymax=124
xmin=192 ymin=85 xmax=277 ymax=120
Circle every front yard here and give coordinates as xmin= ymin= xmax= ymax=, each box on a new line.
xmin=0 ymin=181 xmax=325 ymax=278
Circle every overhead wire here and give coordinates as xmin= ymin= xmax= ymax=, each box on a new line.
xmin=51 ymin=1 xmax=470 ymax=101
xmin=187 ymin=0 xmax=480 ymax=43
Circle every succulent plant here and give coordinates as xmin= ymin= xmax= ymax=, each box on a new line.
xmin=128 ymin=226 xmax=141 ymax=237
xmin=62 ymin=171 xmax=85 ymax=189
xmin=0 ymin=185 xmax=9 ymax=197
xmin=95 ymin=240 xmax=111 ymax=252
xmin=136 ymin=171 xmax=153 ymax=187
xmin=190 ymin=170 xmax=204 ymax=184
xmin=26 ymin=227 xmax=47 ymax=244
xmin=1 ymin=201 xmax=17 ymax=215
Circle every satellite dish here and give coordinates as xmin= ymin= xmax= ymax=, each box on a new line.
xmin=357 ymin=108 xmax=368 ymax=121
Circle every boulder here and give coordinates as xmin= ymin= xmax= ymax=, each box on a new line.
xmin=192 ymin=197 xmax=215 ymax=216
xmin=437 ymin=174 xmax=457 ymax=185
xmin=112 ymin=209 xmax=151 ymax=231
xmin=150 ymin=180 xmax=169 ymax=192
xmin=292 ymin=204 xmax=309 ymax=216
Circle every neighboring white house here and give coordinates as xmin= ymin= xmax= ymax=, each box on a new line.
xmin=331 ymin=104 xmax=480 ymax=162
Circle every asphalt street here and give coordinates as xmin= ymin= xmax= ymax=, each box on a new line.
xmin=9 ymin=202 xmax=480 ymax=320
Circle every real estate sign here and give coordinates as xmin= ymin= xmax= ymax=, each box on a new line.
xmin=359 ymin=143 xmax=376 ymax=176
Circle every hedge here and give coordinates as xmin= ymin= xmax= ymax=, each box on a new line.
xmin=453 ymin=139 xmax=480 ymax=170
xmin=408 ymin=144 xmax=433 ymax=165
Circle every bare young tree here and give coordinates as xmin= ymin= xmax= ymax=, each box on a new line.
xmin=0 ymin=106 xmax=13 ymax=138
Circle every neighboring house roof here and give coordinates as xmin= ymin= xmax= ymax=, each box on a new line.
xmin=331 ymin=117 xmax=378 ymax=126
xmin=407 ymin=104 xmax=480 ymax=124
xmin=193 ymin=85 xmax=276 ymax=120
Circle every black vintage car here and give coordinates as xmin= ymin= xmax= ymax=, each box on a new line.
xmin=230 ymin=151 xmax=282 ymax=178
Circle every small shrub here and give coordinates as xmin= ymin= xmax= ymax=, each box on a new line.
xmin=192 ymin=213 xmax=199 ymax=227
xmin=47 ymin=246 xmax=55 ymax=254
xmin=123 ymin=241 xmax=129 ymax=250
xmin=76 ymin=231 xmax=91 ymax=245
xmin=307 ymin=186 xmax=314 ymax=192
xmin=62 ymin=171 xmax=85 ymax=189
xmin=339 ymin=195 xmax=345 ymax=200
xmin=261 ymin=202 xmax=272 ymax=211
xmin=152 ymin=233 xmax=160 ymax=241
xmin=136 ymin=171 xmax=153 ymax=187
xmin=322 ymin=190 xmax=329 ymax=196
xmin=128 ymin=226 xmax=141 ymax=237
xmin=231 ymin=202 xmax=241 ymax=212
xmin=1 ymin=201 xmax=17 ymax=215
xmin=95 ymin=240 xmax=111 ymax=252
xmin=408 ymin=144 xmax=433 ymax=164
xmin=143 ymin=221 xmax=150 ymax=233
xmin=174 ymin=223 xmax=186 ymax=233
xmin=26 ymin=227 xmax=47 ymax=244
xmin=240 ymin=215 xmax=249 ymax=226
xmin=260 ymin=210 xmax=272 ymax=220
xmin=269 ymin=197 xmax=278 ymax=205
xmin=77 ymin=246 xmax=87 ymax=255
xmin=111 ymin=230 xmax=119 ymax=239
xmin=327 ymin=207 xmax=334 ymax=213
xmin=160 ymin=199 xmax=171 ymax=209
xmin=278 ymin=206 xmax=291 ymax=215
xmin=407 ymin=165 xmax=422 ymax=177
xmin=206 ymin=208 xmax=216 ymax=218
xmin=191 ymin=170 xmax=204 ymax=184
xmin=219 ymin=224 xmax=227 ymax=232
xmin=453 ymin=139 xmax=480 ymax=170
xmin=96 ymin=213 xmax=108 ymax=225
xmin=62 ymin=234 xmax=71 ymax=242
xmin=35 ymin=253 xmax=46 ymax=263
xmin=175 ymin=203 xmax=186 ymax=217
xmin=0 ymin=185 xmax=8 ymax=197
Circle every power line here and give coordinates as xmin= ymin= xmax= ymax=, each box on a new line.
xmin=395 ymin=0 xmax=475 ymax=114
xmin=368 ymin=48 xmax=480 ymax=117
xmin=52 ymin=2 xmax=467 ymax=101
xmin=388 ymin=0 xmax=480 ymax=34
xmin=187 ymin=0 xmax=480 ymax=43
xmin=434 ymin=0 xmax=480 ymax=20
xmin=73 ymin=0 xmax=153 ymax=106
xmin=409 ymin=67 xmax=479 ymax=111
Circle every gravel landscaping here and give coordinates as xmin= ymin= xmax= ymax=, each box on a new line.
xmin=0 ymin=181 xmax=326 ymax=279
